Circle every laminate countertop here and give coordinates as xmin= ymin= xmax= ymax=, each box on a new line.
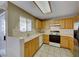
xmin=18 ymin=32 xmax=73 ymax=43
xmin=18 ymin=33 xmax=50 ymax=43
xmin=18 ymin=33 xmax=43 ymax=43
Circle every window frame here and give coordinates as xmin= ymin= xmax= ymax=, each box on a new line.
xmin=19 ymin=16 xmax=32 ymax=32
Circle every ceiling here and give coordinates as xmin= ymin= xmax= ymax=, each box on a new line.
xmin=1 ymin=1 xmax=79 ymax=20
xmin=0 ymin=2 xmax=6 ymax=14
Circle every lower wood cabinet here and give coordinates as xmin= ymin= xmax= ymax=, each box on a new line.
xmin=24 ymin=37 xmax=39 ymax=57
xmin=60 ymin=36 xmax=69 ymax=49
xmin=60 ymin=36 xmax=74 ymax=52
xmin=68 ymin=37 xmax=74 ymax=53
xmin=43 ymin=35 xmax=49 ymax=44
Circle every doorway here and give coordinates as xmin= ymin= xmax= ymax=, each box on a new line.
xmin=0 ymin=9 xmax=6 ymax=57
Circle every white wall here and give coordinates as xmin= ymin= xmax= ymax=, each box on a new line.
xmin=60 ymin=29 xmax=74 ymax=38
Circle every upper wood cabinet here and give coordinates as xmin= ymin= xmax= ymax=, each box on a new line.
xmin=36 ymin=19 xmax=42 ymax=29
xmin=43 ymin=35 xmax=49 ymax=44
xmin=59 ymin=19 xmax=65 ymax=29
xmin=41 ymin=21 xmax=45 ymax=29
xmin=64 ymin=19 xmax=73 ymax=29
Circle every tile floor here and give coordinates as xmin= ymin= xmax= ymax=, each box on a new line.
xmin=34 ymin=44 xmax=73 ymax=57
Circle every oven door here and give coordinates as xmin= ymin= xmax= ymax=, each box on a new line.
xmin=49 ymin=35 xmax=60 ymax=43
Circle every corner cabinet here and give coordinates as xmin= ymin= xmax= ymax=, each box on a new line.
xmin=24 ymin=37 xmax=39 ymax=57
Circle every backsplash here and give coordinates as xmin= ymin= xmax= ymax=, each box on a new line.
xmin=12 ymin=25 xmax=37 ymax=37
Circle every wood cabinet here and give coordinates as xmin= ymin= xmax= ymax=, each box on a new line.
xmin=43 ymin=35 xmax=49 ymax=44
xmin=60 ymin=36 xmax=74 ymax=52
xmin=24 ymin=40 xmax=32 ymax=57
xmin=59 ymin=18 xmax=73 ymax=29
xmin=59 ymin=19 xmax=65 ymax=29
xmin=64 ymin=19 xmax=73 ymax=29
xmin=36 ymin=19 xmax=42 ymax=29
xmin=24 ymin=37 xmax=39 ymax=57
xmin=62 ymin=18 xmax=73 ymax=29
xmin=41 ymin=21 xmax=45 ymax=29
xmin=68 ymin=37 xmax=74 ymax=52
xmin=60 ymin=36 xmax=69 ymax=49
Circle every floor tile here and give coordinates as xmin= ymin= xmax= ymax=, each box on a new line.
xmin=34 ymin=44 xmax=73 ymax=57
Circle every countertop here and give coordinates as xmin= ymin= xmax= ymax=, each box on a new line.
xmin=18 ymin=32 xmax=73 ymax=43
xmin=19 ymin=33 xmax=49 ymax=43
xmin=24 ymin=33 xmax=43 ymax=43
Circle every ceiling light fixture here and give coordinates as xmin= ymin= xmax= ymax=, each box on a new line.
xmin=34 ymin=1 xmax=51 ymax=14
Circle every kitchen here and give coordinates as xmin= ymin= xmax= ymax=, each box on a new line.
xmin=0 ymin=1 xmax=79 ymax=57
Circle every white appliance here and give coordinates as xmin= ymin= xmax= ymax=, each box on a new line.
xmin=49 ymin=42 xmax=60 ymax=47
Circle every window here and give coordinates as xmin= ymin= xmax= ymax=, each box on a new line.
xmin=20 ymin=16 xmax=26 ymax=32
xmin=27 ymin=19 xmax=32 ymax=31
xmin=20 ymin=16 xmax=32 ymax=32
xmin=74 ymin=22 xmax=79 ymax=30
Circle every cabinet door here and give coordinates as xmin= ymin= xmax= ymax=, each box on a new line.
xmin=31 ymin=37 xmax=39 ymax=56
xmin=41 ymin=21 xmax=45 ymax=29
xmin=36 ymin=20 xmax=42 ymax=29
xmin=24 ymin=41 xmax=32 ymax=57
xmin=43 ymin=35 xmax=49 ymax=44
xmin=28 ymin=41 xmax=32 ymax=57
xmin=30 ymin=39 xmax=35 ymax=56
xmin=68 ymin=37 xmax=74 ymax=52
xmin=24 ymin=42 xmax=29 ymax=57
xmin=60 ymin=36 xmax=69 ymax=49
xmin=35 ymin=37 xmax=39 ymax=51
xmin=64 ymin=19 xmax=73 ymax=29
xmin=59 ymin=19 xmax=65 ymax=29
xmin=24 ymin=38 xmax=39 ymax=57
